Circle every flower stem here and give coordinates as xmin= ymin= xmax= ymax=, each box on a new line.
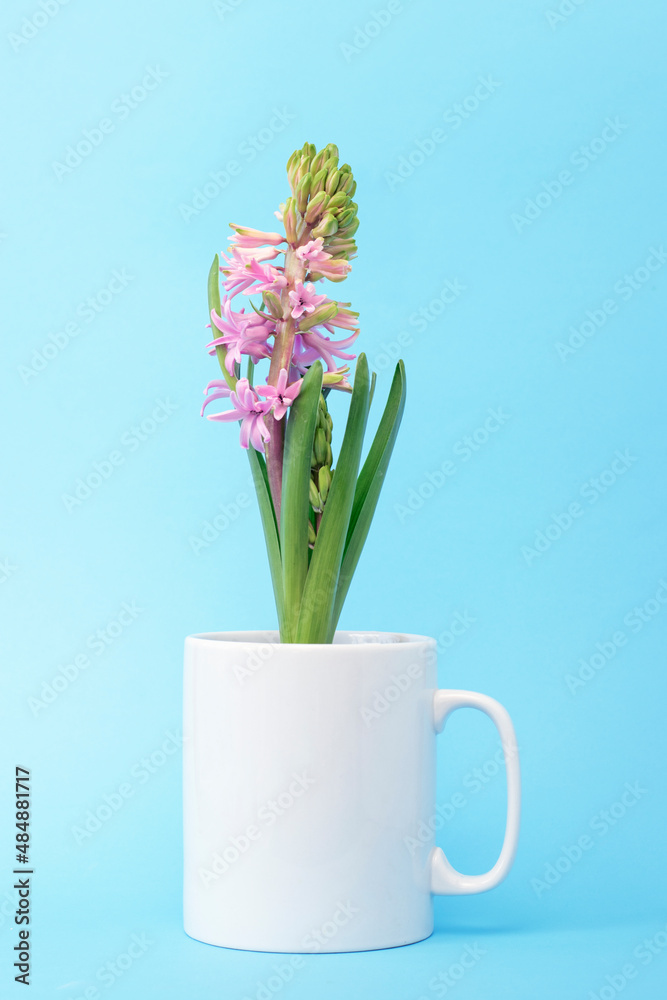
xmin=265 ymin=412 xmax=284 ymax=524
xmin=265 ymin=236 xmax=308 ymax=525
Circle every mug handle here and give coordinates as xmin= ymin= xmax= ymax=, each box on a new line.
xmin=430 ymin=689 xmax=521 ymax=895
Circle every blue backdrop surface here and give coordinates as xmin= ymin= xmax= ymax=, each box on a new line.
xmin=1 ymin=0 xmax=666 ymax=997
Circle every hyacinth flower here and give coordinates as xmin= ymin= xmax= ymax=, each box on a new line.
xmin=288 ymin=280 xmax=328 ymax=319
xmin=202 ymin=378 xmax=272 ymax=452
xmin=200 ymin=142 xmax=406 ymax=643
xmin=256 ymin=368 xmax=302 ymax=419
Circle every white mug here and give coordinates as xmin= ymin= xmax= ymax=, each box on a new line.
xmin=183 ymin=630 xmax=520 ymax=952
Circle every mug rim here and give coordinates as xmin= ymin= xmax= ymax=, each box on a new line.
xmin=185 ymin=629 xmax=436 ymax=650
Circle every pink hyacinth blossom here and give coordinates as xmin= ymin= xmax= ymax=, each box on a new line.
xmin=208 ymin=301 xmax=275 ymax=374
xmin=222 ymin=328 xmax=273 ymax=374
xmin=256 ymin=368 xmax=302 ymax=420
xmin=295 ymin=238 xmax=330 ymax=265
xmin=295 ymin=239 xmax=351 ymax=282
xmin=290 ymin=335 xmax=321 ymax=373
xmin=203 ymin=378 xmax=272 ymax=452
xmin=321 ymin=305 xmax=359 ymax=332
xmin=288 ymin=280 xmax=328 ymax=319
xmin=322 ymin=366 xmax=353 ymax=392
xmin=220 ymin=247 xmax=260 ymax=295
xmin=200 ymin=379 xmax=232 ymax=416
xmin=220 ymin=250 xmax=287 ymax=297
xmin=229 ymin=244 xmax=282 ymax=264
xmin=312 ymin=257 xmax=352 ymax=281
xmin=208 ymin=298 xmax=247 ymax=352
xmin=241 ymin=259 xmax=288 ymax=295
xmin=297 ymin=328 xmax=359 ymax=372
xmin=229 ymin=225 xmax=286 ymax=249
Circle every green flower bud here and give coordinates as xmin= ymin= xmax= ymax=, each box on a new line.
xmin=298 ymin=300 xmax=338 ymax=331
xmin=328 ymin=192 xmax=350 ymax=212
xmin=283 ymin=196 xmax=298 ymax=242
xmin=318 ymin=466 xmax=331 ymax=501
xmin=262 ymin=291 xmax=283 ymax=318
xmin=314 ymin=427 xmax=328 ymax=466
xmin=296 ymin=172 xmax=311 ymax=214
xmin=325 ymin=237 xmax=357 ymax=258
xmin=325 ymin=143 xmax=339 ymax=160
xmin=310 ymin=167 xmax=328 ymax=197
xmin=286 ymin=150 xmax=300 ymax=188
xmin=337 ymin=207 xmax=356 ymax=228
xmin=310 ymin=149 xmax=327 ymax=175
xmin=308 ymin=520 xmax=317 ymax=549
xmin=308 ymin=393 xmax=335 ymax=513
xmin=338 ymin=173 xmax=355 ymax=195
xmin=326 ymin=235 xmax=352 ymax=249
xmin=317 ymin=394 xmax=328 ymax=430
xmin=329 ymin=246 xmax=357 ymax=260
xmin=311 ymin=212 xmax=339 ymax=239
xmin=294 ymin=154 xmax=312 ymax=187
xmin=325 ymin=169 xmax=342 ymax=196
xmin=304 ymin=189 xmax=329 ymax=224
xmin=321 ymin=156 xmax=338 ymax=178
xmin=339 ymin=217 xmax=359 ymax=237
xmin=309 ymin=479 xmax=323 ymax=512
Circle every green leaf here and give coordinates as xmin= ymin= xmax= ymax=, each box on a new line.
xmin=207 ymin=255 xmax=236 ymax=390
xmin=280 ymin=361 xmax=324 ymax=642
xmin=329 ymin=360 xmax=406 ymax=637
xmin=369 ymin=370 xmax=377 ymax=408
xmin=296 ymin=354 xmax=371 ymax=643
xmin=247 ymin=446 xmax=284 ymax=633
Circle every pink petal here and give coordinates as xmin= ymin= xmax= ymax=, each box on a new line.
xmin=207 ymin=408 xmax=244 ymax=422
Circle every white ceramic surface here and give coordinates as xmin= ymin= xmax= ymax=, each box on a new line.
xmin=183 ymin=630 xmax=520 ymax=952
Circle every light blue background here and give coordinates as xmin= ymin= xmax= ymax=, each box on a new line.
xmin=1 ymin=0 xmax=666 ymax=997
